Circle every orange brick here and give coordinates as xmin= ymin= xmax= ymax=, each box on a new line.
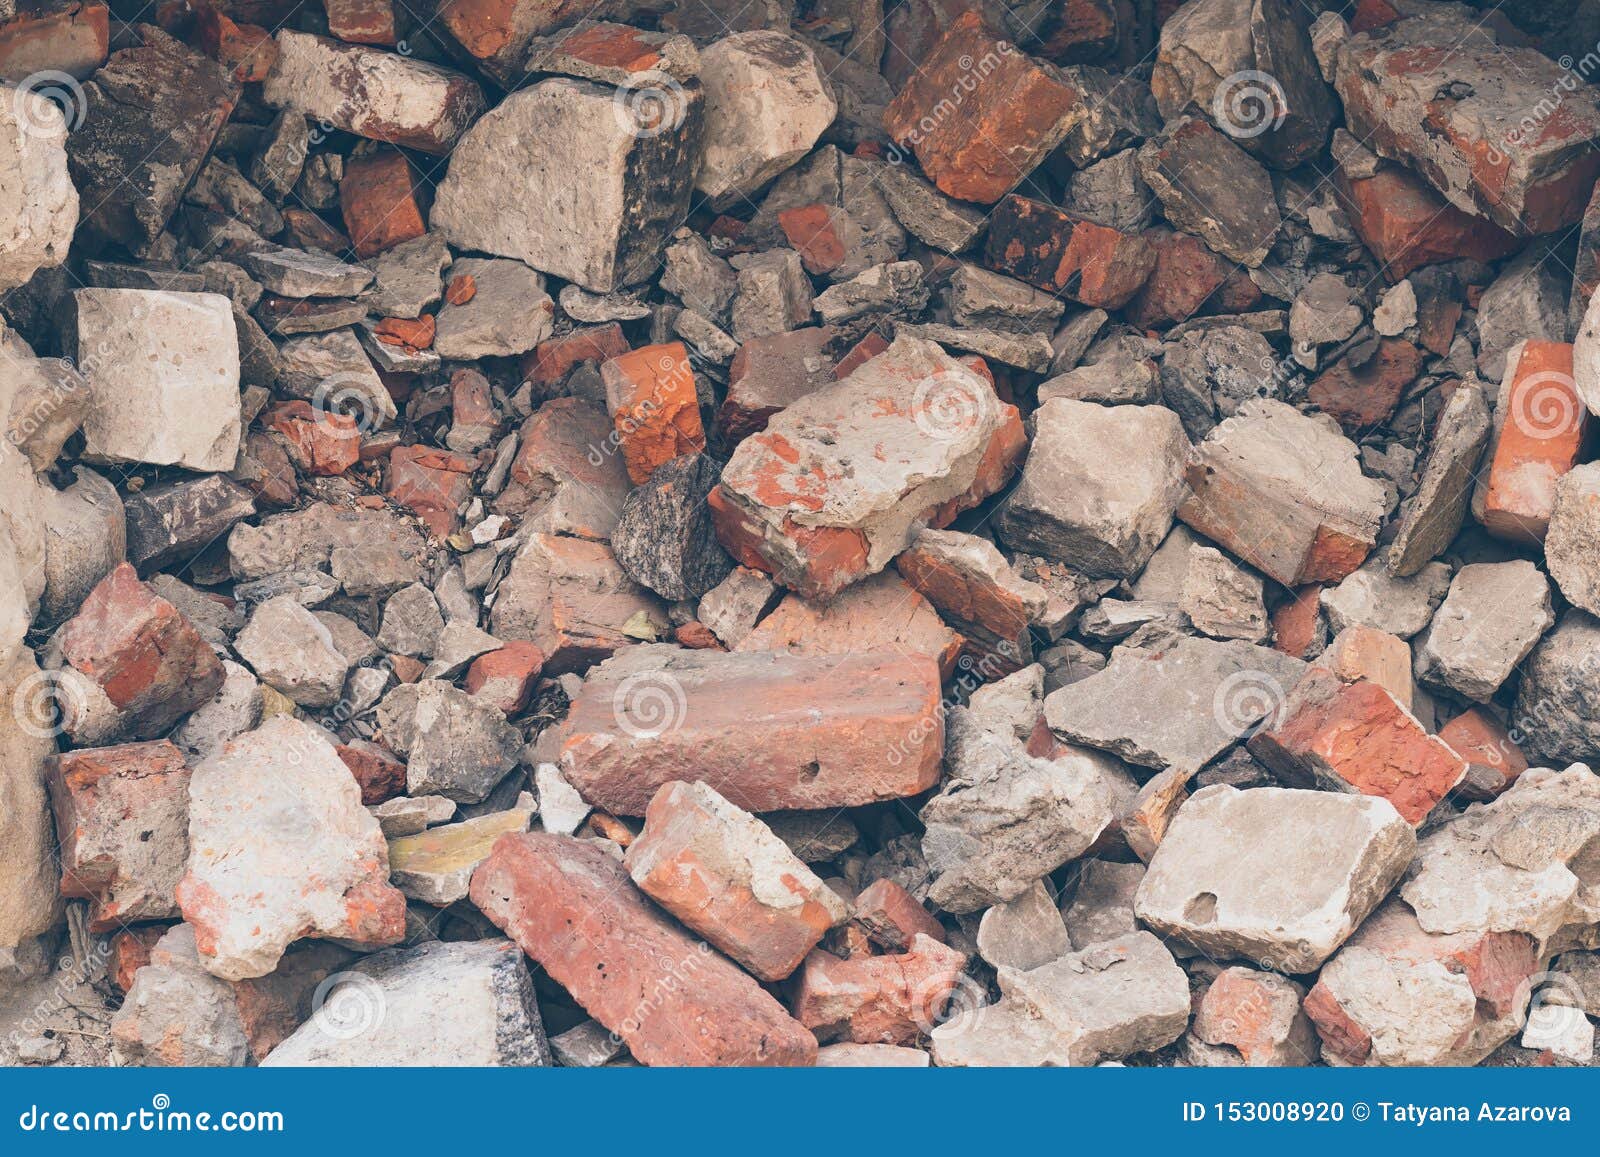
xmin=193 ymin=6 xmax=276 ymax=82
xmin=262 ymin=400 xmax=361 ymax=477
xmin=779 ymin=203 xmax=847 ymax=275
xmin=984 ymin=193 xmax=1155 ymax=308
xmin=0 ymin=0 xmax=109 ymax=82
xmin=386 ymin=444 xmax=476 ymax=537
xmin=600 ymin=341 xmax=705 ymax=484
xmin=790 ymin=934 xmax=968 ymax=1045
xmin=1248 ymin=667 xmax=1466 ymax=825
xmin=1333 ymin=163 xmax=1520 ymax=282
xmin=851 ymin=878 xmax=946 ymax=953
xmin=463 ymin=641 xmax=544 ymax=714
xmin=1480 ymin=340 xmax=1588 ymax=542
xmin=1271 ymin=585 xmax=1324 ymax=659
xmin=340 ymin=149 xmax=426 ymax=259
xmin=519 ymin=323 xmax=628 ymax=389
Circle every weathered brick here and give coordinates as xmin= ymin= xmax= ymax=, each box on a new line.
xmin=790 ymin=934 xmax=968 ymax=1045
xmin=720 ymin=327 xmax=836 ymax=442
xmin=340 ymin=149 xmax=427 ymax=259
xmin=261 ymin=401 xmax=361 ymax=477
xmin=851 ymin=878 xmax=946 ymax=953
xmin=1248 ymin=667 xmax=1466 ymax=825
xmin=46 ymin=740 xmax=190 ymax=931
xmin=325 ymin=0 xmax=396 ymax=45
xmin=600 ymin=342 xmax=705 ymax=485
xmin=1333 ymin=161 xmax=1519 ymax=281
xmin=334 ymin=738 xmax=407 ymax=806
xmin=519 ymin=323 xmax=629 ymax=390
xmin=884 ymin=11 xmax=1083 ymax=204
xmin=470 ymin=830 xmax=817 ymax=1065
xmin=1437 ymin=708 xmax=1526 ymax=799
xmin=625 ymin=780 xmax=848 ymax=981
xmin=0 ymin=0 xmax=109 ymax=82
xmin=1307 ymin=339 xmax=1423 ymax=431
xmin=557 ymin=644 xmax=944 ymax=816
xmin=386 ymin=444 xmax=476 ymax=538
xmin=984 ymin=193 xmax=1154 ymax=307
xmin=59 ymin=563 xmax=225 ymax=740
xmin=1476 ymin=340 xmax=1587 ymax=543
xmin=463 ymin=641 xmax=543 ymax=714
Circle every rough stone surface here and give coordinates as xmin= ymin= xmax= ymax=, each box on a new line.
xmin=1135 ymin=785 xmax=1415 ymax=972
xmin=177 ymin=718 xmax=406 ymax=981
xmin=375 ymin=680 xmax=521 ymax=804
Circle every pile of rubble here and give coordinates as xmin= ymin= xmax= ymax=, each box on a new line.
xmin=4 ymin=0 xmax=1600 ymax=1068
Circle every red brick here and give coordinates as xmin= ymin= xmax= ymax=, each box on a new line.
xmin=851 ymin=878 xmax=946 ymax=953
xmin=340 ymin=149 xmax=427 ymax=259
xmin=59 ymin=563 xmax=225 ymax=739
xmin=1308 ymin=339 xmax=1423 ymax=431
xmin=325 ymin=0 xmax=396 ymax=45
xmin=448 ymin=366 xmax=494 ymax=441
xmin=335 ymin=738 xmax=407 ymax=806
xmin=1124 ymin=229 xmax=1229 ymax=329
xmin=1333 ymin=163 xmax=1520 ymax=281
xmin=46 ymin=740 xmax=190 ymax=931
xmin=386 ymin=444 xmax=476 ymax=537
xmin=924 ymin=401 xmax=1027 ymax=529
xmin=884 ymin=11 xmax=1082 ymax=204
xmin=519 ymin=323 xmax=629 ymax=389
xmin=720 ymin=327 xmax=836 ymax=442
xmin=470 ymin=830 xmax=818 ymax=1065
xmin=193 ymin=6 xmax=276 ymax=82
xmin=495 ymin=396 xmax=630 ymax=540
xmin=600 ymin=342 xmax=705 ymax=484
xmin=1033 ymin=0 xmax=1117 ymax=63
xmin=624 ymin=781 xmax=846 ymax=981
xmin=832 ymin=331 xmax=890 ymax=380
xmin=1248 ymin=668 xmax=1467 ymax=825
xmin=261 ymin=400 xmax=361 ymax=477
xmin=779 ymin=203 xmax=847 ymax=275
xmin=984 ymin=193 xmax=1155 ymax=307
xmin=1271 ymin=585 xmax=1324 ymax=659
xmin=557 ymin=648 xmax=945 ymax=816
xmin=1480 ymin=340 xmax=1588 ymax=543
xmin=0 ymin=0 xmax=109 ymax=82
xmin=444 ymin=273 xmax=476 ymax=306
xmin=735 ymin=572 xmax=963 ymax=681
xmin=463 ymin=641 xmax=543 ymax=714
xmin=1193 ymin=967 xmax=1311 ymax=1067
xmin=374 ymin=314 xmax=436 ymax=351
xmin=790 ymin=934 xmax=968 ymax=1045
xmin=109 ymin=925 xmax=165 ymax=994
xmin=672 ymin=621 xmax=723 ymax=649
xmin=1437 ymin=708 xmax=1527 ymax=797
xmin=547 ymin=20 xmax=673 ymax=74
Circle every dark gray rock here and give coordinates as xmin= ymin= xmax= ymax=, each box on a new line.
xmin=612 ymin=454 xmax=734 ymax=601
xmin=124 ymin=474 xmax=257 ymax=573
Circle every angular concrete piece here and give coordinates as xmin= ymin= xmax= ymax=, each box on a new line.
xmin=1135 ymin=785 xmax=1415 ymax=972
xmin=996 ymin=399 xmax=1189 ymax=579
xmin=74 ymin=290 xmax=241 ymax=471
xmin=177 ymin=717 xmax=406 ymax=980
xmin=1414 ymin=561 xmax=1554 ymax=703
xmin=557 ymin=644 xmax=944 ymax=816
xmin=1179 ymin=399 xmax=1387 ymax=587
xmin=263 ymin=940 xmax=549 ymax=1066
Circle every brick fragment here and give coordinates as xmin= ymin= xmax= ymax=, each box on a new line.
xmin=59 ymin=563 xmax=225 ymax=740
xmin=851 ymin=878 xmax=946 ymax=953
xmin=1475 ymin=340 xmax=1587 ymax=543
xmin=1437 ymin=708 xmax=1526 ymax=799
xmin=1248 ymin=667 xmax=1466 ymax=825
xmin=340 ymin=149 xmax=427 ymax=259
xmin=0 ymin=0 xmax=109 ymax=82
xmin=494 ymin=397 xmax=630 ymax=541
xmin=46 ymin=740 xmax=190 ymax=931
xmin=1307 ymin=339 xmax=1423 ymax=431
xmin=600 ymin=342 xmax=705 ymax=485
xmin=334 ymin=738 xmax=407 ymax=806
xmin=557 ymin=644 xmax=944 ymax=816
xmin=261 ymin=401 xmax=361 ymax=477
xmin=193 ymin=6 xmax=275 ymax=82
xmin=984 ymin=193 xmax=1154 ymax=307
xmin=470 ymin=831 xmax=818 ymax=1066
xmin=386 ymin=444 xmax=476 ymax=538
xmin=625 ymin=781 xmax=848 ymax=981
xmin=1316 ymin=625 xmax=1413 ymax=710
xmin=325 ymin=0 xmax=396 ymax=45
xmin=884 ymin=11 xmax=1083 ymax=204
xmin=1333 ymin=162 xmax=1520 ymax=281
xmin=720 ymin=327 xmax=836 ymax=442
xmin=790 ymin=934 xmax=969 ymax=1045
xmin=463 ymin=641 xmax=543 ymax=714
